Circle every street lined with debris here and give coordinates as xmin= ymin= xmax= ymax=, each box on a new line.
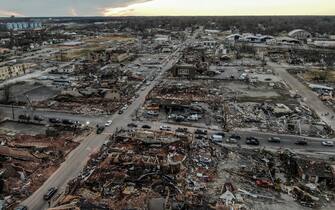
xmin=269 ymin=62 xmax=335 ymax=131
xmin=0 ymin=17 xmax=334 ymax=210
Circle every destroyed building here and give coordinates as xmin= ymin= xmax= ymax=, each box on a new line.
xmin=53 ymin=128 xmax=223 ymax=209
xmin=0 ymin=129 xmax=82 ymax=208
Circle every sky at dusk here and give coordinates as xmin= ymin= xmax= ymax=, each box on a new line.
xmin=0 ymin=0 xmax=334 ymax=17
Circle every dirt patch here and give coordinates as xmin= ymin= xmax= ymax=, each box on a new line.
xmin=303 ymin=69 xmax=335 ymax=83
xmin=0 ymin=121 xmax=47 ymax=135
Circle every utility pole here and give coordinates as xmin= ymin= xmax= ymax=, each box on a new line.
xmin=223 ymin=102 xmax=229 ymax=131
xmin=298 ymin=120 xmax=302 ymax=136
xmin=11 ymin=104 xmax=15 ymax=119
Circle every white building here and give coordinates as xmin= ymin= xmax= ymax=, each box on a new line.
xmin=154 ymin=35 xmax=171 ymax=44
xmin=288 ymin=29 xmax=312 ymax=40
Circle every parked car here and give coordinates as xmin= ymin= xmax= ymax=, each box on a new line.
xmin=226 ymin=138 xmax=238 ymax=144
xmin=105 ymin=120 xmax=113 ymax=127
xmin=146 ymin=111 xmax=159 ymax=116
xmin=160 ymin=125 xmax=171 ymax=131
xmin=187 ymin=114 xmax=201 ymax=121
xmin=43 ymin=187 xmax=58 ymax=200
xmin=215 ymin=132 xmax=225 ymax=137
xmin=142 ymin=125 xmax=151 ymax=129
xmin=15 ymin=206 xmax=28 ymax=210
xmin=49 ymin=118 xmax=61 ymax=124
xmin=195 ymin=135 xmax=207 ymax=140
xmin=176 ymin=127 xmax=188 ymax=133
xmin=62 ymin=119 xmax=75 ymax=125
xmin=246 ymin=137 xmax=260 ymax=145
xmin=127 ymin=123 xmax=138 ymax=128
xmin=175 ymin=115 xmax=185 ymax=122
xmin=195 ymin=129 xmax=207 ymax=135
xmin=19 ymin=114 xmax=30 ymax=121
xmin=33 ymin=115 xmax=44 ymax=122
xmin=295 ymin=139 xmax=308 ymax=145
xmin=230 ymin=134 xmax=241 ymax=140
xmin=268 ymin=137 xmax=281 ymax=143
xmin=321 ymin=141 xmax=334 ymax=147
xmin=211 ymin=134 xmax=223 ymax=143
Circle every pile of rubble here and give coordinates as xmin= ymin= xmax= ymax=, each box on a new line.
xmin=0 ymin=132 xmax=80 ymax=208
xmin=212 ymin=148 xmax=335 ymax=209
xmin=223 ymin=102 xmax=332 ymax=137
xmin=147 ymin=81 xmax=221 ymax=105
xmin=33 ymin=61 xmax=139 ymax=115
xmin=53 ymin=128 xmax=335 ymax=210
xmin=55 ymin=128 xmax=223 ymax=209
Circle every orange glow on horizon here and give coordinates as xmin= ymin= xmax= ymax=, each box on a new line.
xmin=103 ymin=0 xmax=335 ymax=16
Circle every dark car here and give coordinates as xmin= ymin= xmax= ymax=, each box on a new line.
xmin=195 ymin=135 xmax=207 ymax=140
xmin=96 ymin=125 xmax=105 ymax=134
xmin=246 ymin=137 xmax=260 ymax=145
xmin=195 ymin=129 xmax=207 ymax=135
xmin=142 ymin=125 xmax=151 ymax=129
xmin=33 ymin=115 xmax=44 ymax=122
xmin=268 ymin=137 xmax=281 ymax=143
xmin=62 ymin=119 xmax=75 ymax=125
xmin=43 ymin=187 xmax=58 ymax=200
xmin=127 ymin=123 xmax=138 ymax=128
xmin=176 ymin=127 xmax=188 ymax=133
xmin=15 ymin=206 xmax=28 ymax=210
xmin=49 ymin=118 xmax=61 ymax=124
xmin=295 ymin=139 xmax=308 ymax=145
xmin=230 ymin=134 xmax=241 ymax=140
xmin=19 ymin=114 xmax=30 ymax=121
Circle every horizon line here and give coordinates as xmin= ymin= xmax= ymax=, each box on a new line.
xmin=1 ymin=15 xmax=335 ymax=18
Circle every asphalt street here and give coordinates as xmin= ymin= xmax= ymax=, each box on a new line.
xmin=132 ymin=121 xmax=335 ymax=154
xmin=0 ymin=104 xmax=110 ymax=125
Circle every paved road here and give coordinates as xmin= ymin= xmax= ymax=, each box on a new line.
xmin=268 ymin=62 xmax=335 ymax=131
xmin=0 ymin=105 xmax=109 ymax=125
xmin=20 ymin=45 xmax=182 ymax=210
xmin=132 ymin=121 xmax=335 ymax=154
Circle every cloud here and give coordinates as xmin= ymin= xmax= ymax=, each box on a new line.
xmin=0 ymin=0 xmax=333 ymax=16
xmin=103 ymin=1 xmax=150 ymax=16
xmin=0 ymin=0 xmax=153 ymax=16
xmin=0 ymin=9 xmax=24 ymax=17
xmin=70 ymin=8 xmax=78 ymax=16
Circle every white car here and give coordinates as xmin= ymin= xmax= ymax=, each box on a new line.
xmin=321 ymin=141 xmax=334 ymax=147
xmin=160 ymin=125 xmax=171 ymax=131
xmin=226 ymin=138 xmax=238 ymax=144
xmin=105 ymin=120 xmax=113 ymax=127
